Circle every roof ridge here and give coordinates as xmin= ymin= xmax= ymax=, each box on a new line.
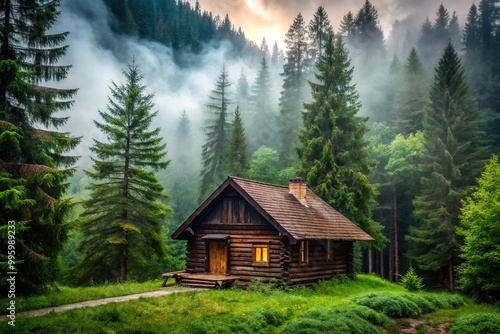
xmin=228 ymin=175 xmax=289 ymax=189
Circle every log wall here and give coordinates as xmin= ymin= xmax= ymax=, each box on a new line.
xmin=288 ymin=240 xmax=353 ymax=286
xmin=184 ymin=192 xmax=355 ymax=285
xmin=185 ymin=194 xmax=282 ymax=282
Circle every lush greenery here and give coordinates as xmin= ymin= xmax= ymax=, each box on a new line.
xmin=0 ymin=0 xmax=80 ymax=295
xmin=9 ymin=275 xmax=499 ymax=334
xmin=2 ymin=0 xmax=500 ymax=314
xmin=75 ymin=63 xmax=171 ymax=284
xmin=449 ymin=313 xmax=500 ymax=334
xmin=457 ymin=155 xmax=500 ymax=302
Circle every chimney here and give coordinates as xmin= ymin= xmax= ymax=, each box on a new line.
xmin=289 ymin=177 xmax=308 ymax=206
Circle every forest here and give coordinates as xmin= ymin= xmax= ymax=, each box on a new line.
xmin=0 ymin=0 xmax=499 ymax=313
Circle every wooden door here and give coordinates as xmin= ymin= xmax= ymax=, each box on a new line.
xmin=209 ymin=241 xmax=227 ymax=274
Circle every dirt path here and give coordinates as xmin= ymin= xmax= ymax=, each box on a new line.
xmin=9 ymin=288 xmax=202 ymax=319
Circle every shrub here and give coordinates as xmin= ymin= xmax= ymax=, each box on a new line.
xmin=247 ymin=278 xmax=288 ymax=294
xmin=350 ymin=291 xmax=464 ymax=318
xmin=449 ymin=313 xmax=500 ymax=334
xmin=400 ymin=267 xmax=424 ymax=291
xmin=280 ymin=305 xmax=390 ymax=334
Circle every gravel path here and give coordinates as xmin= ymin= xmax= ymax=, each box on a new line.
xmin=9 ymin=288 xmax=202 ymax=319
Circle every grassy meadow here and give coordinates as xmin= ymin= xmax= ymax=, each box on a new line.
xmin=4 ymin=275 xmax=500 ymax=333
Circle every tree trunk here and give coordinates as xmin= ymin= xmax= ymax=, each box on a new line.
xmin=393 ymin=187 xmax=399 ymax=282
xmin=449 ymin=262 xmax=454 ymax=291
xmin=389 ymin=242 xmax=393 ymax=282
xmin=368 ymin=248 xmax=373 ymax=273
xmin=119 ymin=250 xmax=127 ymax=283
xmin=380 ymin=248 xmax=384 ymax=279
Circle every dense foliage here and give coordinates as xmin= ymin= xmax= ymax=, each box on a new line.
xmin=0 ymin=0 xmax=80 ymax=295
xmin=76 ymin=63 xmax=171 ymax=284
xmin=298 ymin=34 xmax=384 ymax=248
xmin=408 ymin=43 xmax=487 ymax=290
xmin=457 ymin=155 xmax=500 ymax=303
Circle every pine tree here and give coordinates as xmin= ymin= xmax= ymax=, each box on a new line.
xmin=463 ymin=4 xmax=482 ymax=91
xmin=298 ymin=35 xmax=385 ymax=248
xmin=199 ymin=65 xmax=232 ymax=200
xmin=339 ymin=11 xmax=355 ymax=39
xmin=408 ymin=44 xmax=487 ymax=290
xmin=236 ymin=69 xmax=250 ymax=124
xmin=350 ymin=0 xmax=386 ymax=69
xmin=448 ymin=11 xmax=461 ymax=50
xmin=249 ymin=56 xmax=275 ymax=152
xmin=308 ymin=6 xmax=334 ymax=62
xmin=228 ymin=106 xmax=248 ymax=177
xmin=77 ymin=63 xmax=170 ymax=284
xmin=279 ymin=13 xmax=310 ymax=166
xmin=164 ymin=110 xmax=196 ymax=271
xmin=169 ymin=111 xmax=197 ymax=223
xmin=0 ymin=0 xmax=80 ymax=295
xmin=394 ymin=48 xmax=428 ymax=135
xmin=260 ymin=37 xmax=270 ymax=57
xmin=271 ymin=42 xmax=280 ymax=66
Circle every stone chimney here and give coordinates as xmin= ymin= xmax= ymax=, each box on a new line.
xmin=289 ymin=177 xmax=308 ymax=206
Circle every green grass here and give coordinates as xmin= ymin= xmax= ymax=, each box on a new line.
xmin=6 ymin=275 xmax=500 ymax=334
xmin=0 ymin=279 xmax=171 ymax=313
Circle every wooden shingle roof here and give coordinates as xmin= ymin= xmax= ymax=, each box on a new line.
xmin=172 ymin=176 xmax=374 ymax=243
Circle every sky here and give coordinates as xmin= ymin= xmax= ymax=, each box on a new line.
xmin=200 ymin=0 xmax=472 ymax=48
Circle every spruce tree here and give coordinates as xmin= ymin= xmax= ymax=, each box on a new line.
xmin=199 ymin=65 xmax=232 ymax=200
xmin=298 ymin=35 xmax=385 ymax=247
xmin=408 ymin=43 xmax=487 ymax=290
xmin=271 ymin=42 xmax=280 ymax=66
xmin=394 ymin=48 xmax=428 ymax=135
xmin=77 ymin=63 xmax=170 ymax=284
xmin=463 ymin=4 xmax=482 ymax=92
xmin=249 ymin=56 xmax=274 ymax=152
xmin=279 ymin=13 xmax=310 ymax=166
xmin=448 ymin=11 xmax=461 ymax=50
xmin=308 ymin=6 xmax=334 ymax=62
xmin=350 ymin=0 xmax=386 ymax=70
xmin=228 ymin=106 xmax=248 ymax=177
xmin=0 ymin=0 xmax=80 ymax=295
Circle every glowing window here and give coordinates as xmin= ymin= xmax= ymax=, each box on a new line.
xmin=253 ymin=245 xmax=269 ymax=263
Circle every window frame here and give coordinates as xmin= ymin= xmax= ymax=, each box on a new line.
xmin=252 ymin=244 xmax=270 ymax=266
xmin=299 ymin=240 xmax=309 ymax=265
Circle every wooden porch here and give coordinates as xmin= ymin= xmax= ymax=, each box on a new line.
xmin=162 ymin=271 xmax=240 ymax=289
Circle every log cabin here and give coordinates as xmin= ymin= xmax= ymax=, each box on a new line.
xmin=170 ymin=176 xmax=374 ymax=287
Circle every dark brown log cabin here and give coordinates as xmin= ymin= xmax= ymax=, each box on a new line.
xmin=171 ymin=176 xmax=374 ymax=286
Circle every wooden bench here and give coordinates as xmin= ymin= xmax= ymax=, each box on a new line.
xmin=161 ymin=270 xmax=186 ymax=287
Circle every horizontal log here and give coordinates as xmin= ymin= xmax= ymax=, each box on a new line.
xmin=230 ymin=270 xmax=282 ymax=278
xmin=230 ymin=266 xmax=281 ymax=274
xmin=289 ymin=268 xmax=348 ymax=279
xmin=230 ymin=261 xmax=281 ymax=268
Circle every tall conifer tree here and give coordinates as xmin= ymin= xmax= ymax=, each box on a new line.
xmin=394 ymin=48 xmax=428 ymax=135
xmin=199 ymin=65 xmax=232 ymax=200
xmin=409 ymin=44 xmax=487 ymax=290
xmin=298 ymin=35 xmax=384 ymax=247
xmin=308 ymin=6 xmax=334 ymax=62
xmin=78 ymin=63 xmax=170 ymax=284
xmin=0 ymin=0 xmax=80 ymax=294
xmin=228 ymin=106 xmax=248 ymax=177
xmin=249 ymin=56 xmax=274 ymax=151
xmin=279 ymin=13 xmax=310 ymax=166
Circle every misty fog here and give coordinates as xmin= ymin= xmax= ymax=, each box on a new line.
xmin=54 ymin=0 xmax=475 ymax=183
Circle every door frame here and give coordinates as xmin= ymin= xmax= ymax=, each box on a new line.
xmin=202 ymin=234 xmax=230 ymax=275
